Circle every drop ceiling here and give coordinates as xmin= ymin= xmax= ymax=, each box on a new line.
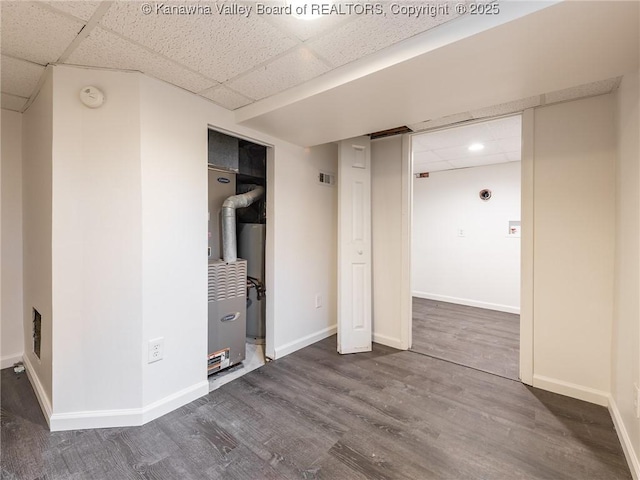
xmin=0 ymin=0 xmax=465 ymax=112
xmin=1 ymin=1 xmax=638 ymax=147
xmin=412 ymin=115 xmax=521 ymax=174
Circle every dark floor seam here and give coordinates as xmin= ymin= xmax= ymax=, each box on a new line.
xmin=407 ymin=349 xmax=521 ymax=383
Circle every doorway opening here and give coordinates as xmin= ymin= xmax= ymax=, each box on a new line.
xmin=409 ymin=115 xmax=522 ymax=380
xmin=206 ymin=128 xmax=271 ymax=391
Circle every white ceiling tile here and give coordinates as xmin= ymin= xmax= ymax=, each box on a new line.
xmin=200 ymin=85 xmax=252 ymax=110
xmin=415 ymin=122 xmax=492 ymax=150
xmin=448 ymin=153 xmax=509 ymax=169
xmin=227 ymin=47 xmax=330 ymax=101
xmin=486 ymin=115 xmax=522 ymax=139
xmin=1 ymin=55 xmax=46 ymax=98
xmin=545 ymin=77 xmax=621 ymax=104
xmin=45 ymin=1 xmax=102 ymax=21
xmin=434 ymin=139 xmax=503 ymax=161
xmin=0 ymin=2 xmax=84 ymax=64
xmin=100 ymin=2 xmax=297 ymax=82
xmin=1 ymin=92 xmax=28 ymax=112
xmin=498 ymin=137 xmax=522 ymax=153
xmin=413 ymin=160 xmax=452 ymax=173
xmin=263 ymin=8 xmax=355 ymax=41
xmin=66 ymin=27 xmax=217 ymax=93
xmin=412 ymin=114 xmax=521 ymax=173
xmin=413 ymin=150 xmax=442 ymax=163
xmin=409 ymin=112 xmax=473 ymax=132
xmin=308 ymin=4 xmax=459 ymax=67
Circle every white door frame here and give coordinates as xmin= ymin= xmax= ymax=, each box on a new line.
xmin=398 ymin=112 xmax=534 ymax=385
xmin=207 ymin=126 xmax=276 ymax=361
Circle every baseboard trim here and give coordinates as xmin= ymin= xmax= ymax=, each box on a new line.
xmin=532 ymin=374 xmax=609 ymax=406
xmin=1 ymin=353 xmax=23 ymax=369
xmin=608 ymin=395 xmax=640 ymax=480
xmin=50 ymin=406 xmax=142 ymax=431
xmin=274 ymin=325 xmax=337 ymax=359
xmin=373 ymin=333 xmax=405 ymax=350
xmin=23 ymin=354 xmax=52 ymax=428
xmin=412 ymin=291 xmax=520 ymax=314
xmin=49 ymin=380 xmax=209 ymax=431
xmin=142 ymin=380 xmax=209 ymax=424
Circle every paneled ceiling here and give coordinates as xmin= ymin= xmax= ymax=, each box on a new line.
xmin=412 ymin=115 xmax=521 ymax=173
xmin=1 ymin=0 xmax=464 ymax=112
xmin=2 ymin=1 xmax=638 ymax=147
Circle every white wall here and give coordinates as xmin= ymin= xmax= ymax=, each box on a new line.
xmin=139 ymin=75 xmax=208 ymax=409
xmin=51 ymin=67 xmax=143 ymax=418
xmin=21 ymin=70 xmax=53 ymax=416
xmin=412 ymin=162 xmax=521 ymax=313
xmin=1 ymin=109 xmax=25 ymax=368
xmin=532 ymin=94 xmax=616 ymax=405
xmin=19 ymin=65 xmax=338 ymax=429
xmin=136 ymin=75 xmax=339 ymax=407
xmin=271 ymin=142 xmax=338 ymax=357
xmin=612 ymin=71 xmax=640 ymax=475
xmin=371 ymin=136 xmax=405 ymax=348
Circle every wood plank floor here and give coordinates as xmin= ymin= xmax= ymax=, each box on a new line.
xmin=412 ymin=298 xmax=520 ymax=380
xmin=1 ymin=336 xmax=630 ymax=479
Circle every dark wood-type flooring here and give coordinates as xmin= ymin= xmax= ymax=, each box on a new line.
xmin=412 ymin=298 xmax=520 ymax=380
xmin=1 ymin=336 xmax=630 ymax=479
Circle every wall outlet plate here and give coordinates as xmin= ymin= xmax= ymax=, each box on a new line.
xmin=148 ymin=337 xmax=164 ymax=363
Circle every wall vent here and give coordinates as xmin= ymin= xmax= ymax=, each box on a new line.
xmin=318 ymin=171 xmax=335 ymax=186
xmin=33 ymin=308 xmax=41 ymax=359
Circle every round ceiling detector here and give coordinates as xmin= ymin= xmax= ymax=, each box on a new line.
xmin=479 ymin=189 xmax=492 ymax=201
xmin=80 ymin=86 xmax=104 ymax=108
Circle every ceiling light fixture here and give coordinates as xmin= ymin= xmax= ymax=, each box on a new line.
xmin=468 ymin=143 xmax=485 ymax=152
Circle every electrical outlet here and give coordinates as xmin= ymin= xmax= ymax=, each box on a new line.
xmin=634 ymin=383 xmax=640 ymax=419
xmin=457 ymin=229 xmax=466 ymax=237
xmin=315 ymin=294 xmax=322 ymax=309
xmin=148 ymin=337 xmax=164 ymax=364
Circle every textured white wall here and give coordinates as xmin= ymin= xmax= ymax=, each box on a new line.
xmin=412 ymin=162 xmax=521 ymax=313
xmin=532 ymin=94 xmax=616 ymax=405
xmin=612 ymin=71 xmax=640 ymax=472
xmin=1 ymin=109 xmax=25 ymax=368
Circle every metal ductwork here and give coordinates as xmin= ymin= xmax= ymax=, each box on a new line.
xmin=222 ymin=185 xmax=264 ymax=263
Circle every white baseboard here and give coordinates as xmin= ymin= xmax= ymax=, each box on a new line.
xmin=532 ymin=374 xmax=609 ymax=406
xmin=608 ymin=395 xmax=640 ymax=480
xmin=23 ymin=354 xmax=52 ymax=428
xmin=412 ymin=291 xmax=520 ymax=314
xmin=142 ymin=381 xmax=209 ymax=424
xmin=373 ymin=333 xmax=405 ymax=350
xmin=1 ymin=352 xmax=23 ymax=369
xmin=49 ymin=380 xmax=209 ymax=431
xmin=274 ymin=324 xmax=337 ymax=359
xmin=50 ymin=406 xmax=142 ymax=431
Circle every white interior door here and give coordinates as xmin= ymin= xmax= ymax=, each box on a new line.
xmin=337 ymin=136 xmax=372 ymax=354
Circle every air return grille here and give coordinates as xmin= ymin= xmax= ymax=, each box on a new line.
xmin=208 ymin=260 xmax=247 ymax=302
